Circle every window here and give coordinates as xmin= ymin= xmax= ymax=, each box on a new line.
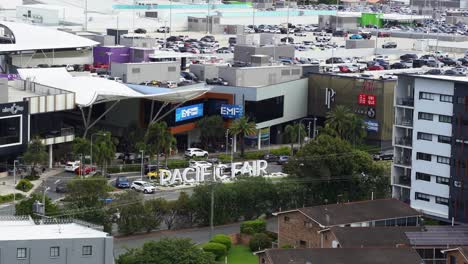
xmin=454 ymin=181 xmax=462 ymax=188
xmin=416 ymin=172 xmax=431 ymax=182
xmin=436 ymin=196 xmax=449 ymax=206
xmin=439 ymin=115 xmax=452 ymax=123
xmin=291 ymin=69 xmax=301 ymax=75
xmin=245 ymin=96 xmax=284 ymax=123
xmin=0 ymin=116 xmax=22 ymax=146
xmin=438 ymin=135 xmax=451 ymax=144
xmin=436 ymin=176 xmax=449 ymax=185
xmin=50 ymin=247 xmax=60 ymax=257
xmin=415 ymin=192 xmax=430 ymax=202
xmin=299 ymin=240 xmax=307 ymax=247
xmin=82 ymin=245 xmax=92 ymax=256
xmin=417 ymin=132 xmax=432 ymax=141
xmin=281 ymin=69 xmax=290 ymax=76
xmin=284 ymin=216 xmax=290 ymax=222
xmin=440 ymin=95 xmax=453 ymax=103
xmin=17 ymin=248 xmax=27 ymax=259
xmin=418 ymin=112 xmax=433 ymax=121
xmin=457 ymin=96 xmax=466 ymax=104
xmin=131 ymin=68 xmax=140 ymax=74
xmin=419 ymin=92 xmax=434 ymax=100
xmin=450 ymin=255 xmax=457 ymax=264
xmin=416 ymin=152 xmax=432 ymax=161
xmin=437 ymin=156 xmax=450 ymax=165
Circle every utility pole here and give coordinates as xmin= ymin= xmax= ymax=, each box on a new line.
xmin=225 ymin=129 xmax=229 ymax=154
xmin=42 ymin=182 xmax=50 ymax=215
xmin=140 ymin=149 xmax=144 ymax=180
xmin=210 ymin=162 xmax=215 ymax=239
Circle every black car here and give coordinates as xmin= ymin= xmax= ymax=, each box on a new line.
xmin=134 ymin=28 xmax=147 ymax=34
xmin=439 ymin=57 xmax=457 ymax=66
xmin=325 ymin=57 xmax=344 ymax=64
xmin=390 ymin=62 xmax=408 ymax=69
xmin=262 ymin=154 xmax=278 ymax=162
xmin=333 ymin=30 xmax=347 ymax=37
xmin=166 ymin=36 xmax=181 ymax=42
xmin=425 ymin=69 xmax=443 ymax=75
xmin=206 ymin=77 xmax=228 ymax=85
xmin=458 ymin=58 xmax=468 ymax=66
xmin=382 ymin=42 xmax=397 ymax=49
xmin=400 ymin=53 xmax=418 ymax=61
xmin=444 ymin=69 xmax=464 ymax=76
xmin=228 ymin=37 xmax=237 ymax=45
xmin=181 ymin=71 xmax=199 ymax=82
xmin=280 ymin=37 xmax=294 ymax=43
xmin=200 ymin=35 xmax=215 ymax=42
xmin=372 ymin=151 xmax=393 ymax=161
xmin=412 ymin=59 xmax=428 ymax=68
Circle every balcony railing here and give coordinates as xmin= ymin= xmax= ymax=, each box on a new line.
xmin=395 ymin=118 xmax=413 ymax=127
xmin=41 ymin=127 xmax=75 ymax=146
xmin=397 ymin=175 xmax=411 ymax=186
xmin=394 ymin=157 xmax=412 ymax=167
xmin=396 ymin=97 xmax=414 ymax=107
xmin=395 ymin=137 xmax=413 ymax=147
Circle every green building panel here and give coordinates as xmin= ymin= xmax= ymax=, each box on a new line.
xmin=360 ymin=13 xmax=383 ymax=28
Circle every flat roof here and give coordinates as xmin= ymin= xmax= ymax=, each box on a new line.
xmin=331 ymin=226 xmax=421 ymax=247
xmin=406 ymin=226 xmax=468 ymax=246
xmin=0 ymin=223 xmax=108 ymax=241
xmin=0 ymin=22 xmax=99 ymax=52
xmin=150 ymin=51 xmax=197 ymax=59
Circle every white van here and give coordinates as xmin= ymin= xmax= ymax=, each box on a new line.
xmin=65 ymin=161 xmax=80 ymax=172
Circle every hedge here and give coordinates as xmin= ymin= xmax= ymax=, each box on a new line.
xmin=107 ymin=160 xmax=189 ymax=173
xmin=16 ymin=179 xmax=34 ymax=192
xmin=202 ymin=242 xmax=227 ymax=260
xmin=249 ymin=233 xmax=272 ymax=252
xmin=269 ymin=146 xmax=291 ymax=156
xmin=210 ymin=234 xmax=232 ymax=250
xmin=240 ymin=219 xmax=267 ymax=235
xmin=0 ymin=193 xmax=25 ymax=204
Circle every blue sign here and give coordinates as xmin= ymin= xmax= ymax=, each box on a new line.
xmin=364 ymin=120 xmax=379 ymax=132
xmin=175 ymin=103 xmax=204 ymax=122
xmin=220 ymin=104 xmax=243 ymax=119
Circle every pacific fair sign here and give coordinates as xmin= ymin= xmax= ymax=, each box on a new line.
xmin=160 ymin=160 xmax=268 ymax=185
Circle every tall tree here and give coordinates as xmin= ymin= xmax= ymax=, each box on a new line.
xmin=72 ymin=137 xmax=90 ymax=159
xmin=284 ymin=123 xmax=307 ymax=154
xmin=23 ymin=137 xmax=48 ymax=177
xmin=325 ymin=105 xmax=352 ymax=139
xmin=93 ymin=131 xmax=116 ymax=173
xmin=229 ymin=117 xmax=256 ymax=157
xmin=145 ymin=122 xmax=169 ymax=168
xmin=348 ymin=114 xmax=367 ymax=146
xmin=162 ymin=131 xmax=177 ymax=167
xmin=196 ymin=116 xmax=225 ymax=149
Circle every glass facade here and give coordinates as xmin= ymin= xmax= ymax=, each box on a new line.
xmin=0 ymin=116 xmax=21 ymax=146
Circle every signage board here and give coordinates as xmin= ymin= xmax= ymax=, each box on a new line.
xmin=220 ymin=104 xmax=243 ymax=119
xmin=0 ymin=102 xmax=26 ymax=117
xmin=364 ymin=120 xmax=379 ymax=132
xmin=175 ymin=103 xmax=203 ymax=122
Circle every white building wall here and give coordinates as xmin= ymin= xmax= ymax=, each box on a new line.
xmin=16 ymin=5 xmax=61 ymax=25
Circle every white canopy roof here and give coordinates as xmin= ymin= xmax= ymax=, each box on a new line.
xmin=0 ymin=21 xmax=99 ymax=52
xmin=17 ymin=68 xmax=209 ymax=107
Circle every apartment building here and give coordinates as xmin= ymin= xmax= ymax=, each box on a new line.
xmin=392 ymin=74 xmax=468 ymax=223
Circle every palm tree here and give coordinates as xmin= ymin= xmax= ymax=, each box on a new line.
xmin=229 ymin=117 xmax=256 ymax=157
xmin=163 ymin=132 xmax=177 ymax=167
xmin=348 ymin=114 xmax=367 ymax=146
xmin=93 ymin=132 xmax=116 ymax=174
xmin=196 ymin=116 xmax=225 ymax=150
xmin=325 ymin=105 xmax=352 ymax=139
xmin=285 ymin=123 xmax=307 ymax=155
xmin=145 ymin=122 xmax=169 ymax=169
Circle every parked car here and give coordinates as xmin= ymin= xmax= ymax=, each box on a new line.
xmin=294 ymin=32 xmax=307 ymax=37
xmin=280 ymin=37 xmax=294 ymax=43
xmin=378 ymin=32 xmax=391 ymax=37
xmin=206 ymin=77 xmax=228 ymax=86
xmin=372 ymin=150 xmax=394 ymax=161
xmin=262 ymin=154 xmax=279 ymax=162
xmin=185 ymin=148 xmax=209 ymax=158
xmin=116 ymin=176 xmax=130 ymax=188
xmin=55 ymin=182 xmax=68 ymax=193
xmin=425 ymin=69 xmax=443 ymax=75
xmin=382 ymin=42 xmax=397 ymax=49
xmin=65 ymin=161 xmax=80 ymax=172
xmin=333 ymin=30 xmax=348 ymax=37
xmin=228 ymin=37 xmax=237 ymax=45
xmin=349 ymin=34 xmax=363 ymax=40
xmin=400 ymin=53 xmax=418 ymax=61
xmin=325 ymin=57 xmax=344 ymax=64
xmin=367 ymin=65 xmax=385 ymax=71
xmin=180 ymin=71 xmax=199 ymax=82
xmin=445 ymin=69 xmax=465 ymax=76
xmin=390 ymin=62 xmax=408 ymax=69
xmin=134 ymin=28 xmax=147 ymax=34
xmin=189 ymin=160 xmax=212 ymax=168
xmin=157 ymin=26 xmax=170 ymax=33
xmin=277 ymin=156 xmax=290 ymax=165
xmin=439 ymin=57 xmax=457 ymax=66
xmin=131 ymin=181 xmax=155 ymax=194
xmin=75 ymin=166 xmax=95 ymax=175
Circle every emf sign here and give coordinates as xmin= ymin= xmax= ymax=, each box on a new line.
xmin=175 ymin=103 xmax=204 ymax=122
xmin=220 ymin=104 xmax=243 ymax=118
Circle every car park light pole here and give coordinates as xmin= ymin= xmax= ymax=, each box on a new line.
xmin=225 ymin=129 xmax=229 ymax=154
xmin=12 ymin=160 xmax=18 ymax=214
xmin=140 ymin=150 xmax=144 ymax=181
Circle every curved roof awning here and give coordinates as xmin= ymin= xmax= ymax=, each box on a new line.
xmin=17 ymin=68 xmax=210 ymax=107
xmin=0 ymin=21 xmax=99 ymax=52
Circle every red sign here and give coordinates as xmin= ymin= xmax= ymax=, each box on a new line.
xmin=358 ymin=94 xmax=367 ymax=105
xmin=362 ymin=80 xmax=375 ymax=91
xmin=367 ymin=95 xmax=376 ymax=106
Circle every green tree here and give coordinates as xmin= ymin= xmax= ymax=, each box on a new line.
xmin=145 ymin=122 xmax=169 ymax=169
xmin=117 ymin=238 xmax=216 ymax=264
xmin=175 ymin=191 xmax=196 ymax=228
xmin=15 ymin=193 xmax=59 ymax=217
xmin=196 ymin=116 xmax=225 ymax=149
xmin=229 ymin=117 xmax=256 ymax=157
xmin=284 ymin=123 xmax=307 ymax=154
xmin=348 ymin=114 xmax=367 ymax=146
xmin=249 ymin=233 xmax=272 ymax=252
xmin=93 ymin=131 xmax=116 ymax=173
xmin=23 ymin=137 xmax=48 ymax=177
xmin=143 ymin=198 xmax=166 ymax=232
xmin=163 ymin=131 xmax=177 ymax=167
xmin=325 ymin=105 xmax=352 ymax=139
xmin=72 ymin=137 xmax=90 ymax=159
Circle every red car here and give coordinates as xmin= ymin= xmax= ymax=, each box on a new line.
xmin=378 ymin=32 xmax=391 ymax=37
xmin=338 ymin=65 xmax=352 ymax=73
xmin=367 ymin=65 xmax=385 ymax=71
xmin=75 ymin=166 xmax=96 ymax=175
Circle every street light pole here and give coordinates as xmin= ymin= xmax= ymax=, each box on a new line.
xmin=42 ymin=182 xmax=50 ymax=215
xmin=230 ymin=137 xmax=234 ymax=163
xmin=140 ymin=149 xmax=144 ymax=180
xmin=12 ymin=160 xmax=18 ymax=214
xmin=84 ymin=0 xmax=88 ymax=31
xmin=225 ymin=129 xmax=229 ymax=154
xmin=209 ymin=162 xmax=215 ymax=239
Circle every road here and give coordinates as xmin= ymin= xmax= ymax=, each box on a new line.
xmin=114 ymin=218 xmax=278 ymax=256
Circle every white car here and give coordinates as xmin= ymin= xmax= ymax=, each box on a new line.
xmin=189 ymin=160 xmax=212 ymax=168
xmin=65 ymin=161 xmax=80 ymax=172
xmin=185 ymin=148 xmax=208 ymax=158
xmin=131 ymin=181 xmax=155 ymax=194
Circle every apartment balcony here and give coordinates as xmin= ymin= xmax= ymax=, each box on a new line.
xmin=392 ymin=186 xmax=411 ymax=204
xmin=395 ymin=137 xmax=413 ymax=147
xmin=394 ymin=175 xmax=411 ymax=187
xmin=394 ymin=156 xmax=412 ymax=167
xmin=396 ymin=97 xmax=414 ymax=107
xmin=395 ymin=118 xmax=413 ymax=127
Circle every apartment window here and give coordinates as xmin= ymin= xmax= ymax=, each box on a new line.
xmin=440 ymin=95 xmax=453 ymax=103
xmin=50 ymin=247 xmax=60 ymax=257
xmin=417 ymin=132 xmax=432 ymax=141
xmin=17 ymin=248 xmax=27 ymax=259
xmin=436 ymin=176 xmax=449 ymax=185
xmin=437 ymin=156 xmax=450 ymax=165
xmin=438 ymin=135 xmax=451 ymax=144
xmin=439 ymin=115 xmax=452 ymax=123
xmin=436 ymin=196 xmax=449 ymax=206
xmin=168 ymin=66 xmax=176 ymax=72
xmin=82 ymin=245 xmax=92 ymax=256
xmin=291 ymin=69 xmax=301 ymax=75
xmin=416 ymin=172 xmax=431 ymax=182
xmin=454 ymin=181 xmax=462 ymax=188
xmin=415 ymin=192 xmax=430 ymax=202
xmin=281 ymin=69 xmax=291 ymax=76
xmin=131 ymin=68 xmax=141 ymax=74
xmin=284 ymin=216 xmax=290 ymax=222
xmin=457 ymin=96 xmax=466 ymax=104
xmin=419 ymin=92 xmax=434 ymax=100
xmin=418 ymin=112 xmax=433 ymax=121
xmin=416 ymin=152 xmax=432 ymax=161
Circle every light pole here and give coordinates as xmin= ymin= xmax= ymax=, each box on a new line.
xmin=12 ymin=160 xmax=18 ymax=214
xmin=230 ymin=137 xmax=234 ymax=163
xmin=207 ymin=0 xmax=210 ymax=34
xmin=84 ymin=0 xmax=88 ymax=31
xmin=225 ymin=129 xmax=229 ymax=154
xmin=42 ymin=181 xmax=50 ymax=215
xmin=286 ymin=0 xmax=290 ymax=43
xmin=140 ymin=149 xmax=144 ymax=180
xmin=209 ymin=162 xmax=215 ymax=239
xmin=79 ymin=154 xmax=83 ymax=179
xmin=90 ymin=132 xmax=107 ymax=167
xmin=105 ymin=51 xmax=113 ymax=75
xmin=169 ymin=0 xmax=172 ymax=35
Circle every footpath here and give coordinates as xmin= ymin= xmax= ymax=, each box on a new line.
xmin=0 ymin=168 xmax=63 ymax=198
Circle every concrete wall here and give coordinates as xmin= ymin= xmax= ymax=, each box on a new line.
xmin=346 ymin=39 xmax=376 ymax=49
xmin=111 ymin=61 xmax=180 ymax=83
xmin=218 ymin=65 xmax=302 ymax=87
xmin=189 ymin=64 xmax=219 ymax=80
xmin=119 ymin=37 xmax=158 ymax=49
xmin=187 ymin=16 xmax=224 ymax=34
xmin=233 ymin=45 xmax=295 ymax=63
xmin=10 ymin=50 xmax=93 ymax=68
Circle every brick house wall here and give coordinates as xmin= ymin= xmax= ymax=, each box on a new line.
xmin=446 ymin=250 xmax=468 ymax=264
xmin=257 ymin=252 xmax=271 ymax=264
xmin=278 ymin=211 xmax=322 ymax=248
xmin=322 ymin=230 xmax=339 ymax=248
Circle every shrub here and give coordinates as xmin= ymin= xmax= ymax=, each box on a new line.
xmin=16 ymin=179 xmax=33 ymax=192
xmin=210 ymin=234 xmax=232 ymax=250
xmin=243 ymin=151 xmax=265 ymax=160
xmin=0 ymin=193 xmax=25 ymax=204
xmin=281 ymin=244 xmax=293 ymax=249
xmin=264 ymin=230 xmax=278 ymax=241
xmin=240 ymin=219 xmax=267 ymax=235
xmin=249 ymin=233 xmax=272 ymax=252
xmin=167 ymin=159 xmax=189 ymax=169
xmin=218 ymin=154 xmax=232 ymax=163
xmin=202 ymin=242 xmax=227 ymax=260
xmin=270 ymin=146 xmax=291 ymax=156
xmin=107 ymin=165 xmax=141 ymax=174
xmin=24 ymin=174 xmax=40 ymax=181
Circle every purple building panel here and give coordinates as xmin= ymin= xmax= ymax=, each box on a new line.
xmin=93 ymin=46 xmax=130 ymax=65
xmin=130 ymin=48 xmax=154 ymax=63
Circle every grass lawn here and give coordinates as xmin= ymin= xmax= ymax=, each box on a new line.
xmin=226 ymin=245 xmax=258 ymax=264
